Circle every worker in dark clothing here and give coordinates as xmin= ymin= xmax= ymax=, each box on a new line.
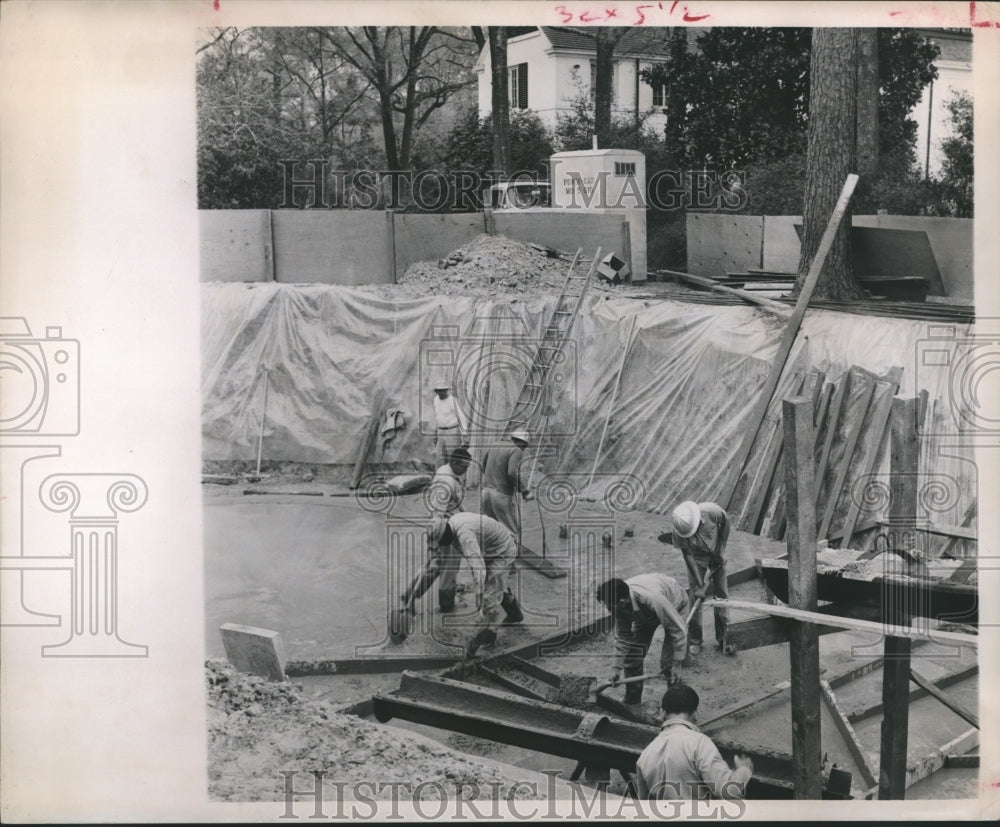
xmin=480 ymin=429 xmax=532 ymax=545
xmin=595 ymin=573 xmax=689 ymax=707
xmin=636 ymin=683 xmax=753 ymax=800
xmin=671 ymin=500 xmax=734 ymax=656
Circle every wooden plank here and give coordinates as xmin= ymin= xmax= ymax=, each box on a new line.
xmin=701 ymin=680 xmax=790 ymax=729
xmin=726 ymin=603 xmax=885 ymax=651
xmin=721 ymin=174 xmax=859 ymax=513
xmin=878 ymin=635 xmax=912 ymax=799
xmin=665 ymin=269 xmax=793 ymax=317
xmin=940 ymin=500 xmax=977 ymax=561
xmin=516 ymin=544 xmax=568 ymax=579
xmin=783 ymin=396 xmax=823 ymax=800
xmin=847 ymin=663 xmax=978 ymax=723
xmin=349 ymin=388 xmax=387 ymax=489
xmin=914 ymin=522 xmax=977 ymax=542
xmin=818 ymin=372 xmax=878 ymax=541
xmin=478 ymin=664 xmax=550 ymax=702
xmin=944 ymin=754 xmax=979 ymax=769
xmin=820 ymin=680 xmax=878 ymax=791
xmin=909 ymin=668 xmax=979 ymax=728
xmin=813 ymin=375 xmax=848 ymax=514
xmin=704 ymin=599 xmax=979 ymax=648
xmin=386 ymin=209 xmax=397 ymax=284
xmin=839 ymin=367 xmax=904 ymax=547
xmin=905 ymin=728 xmax=978 ymax=789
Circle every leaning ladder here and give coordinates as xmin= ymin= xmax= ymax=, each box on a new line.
xmin=504 ymin=247 xmax=601 ymax=448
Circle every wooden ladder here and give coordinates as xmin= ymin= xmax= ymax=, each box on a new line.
xmin=503 ymin=248 xmax=601 ymax=456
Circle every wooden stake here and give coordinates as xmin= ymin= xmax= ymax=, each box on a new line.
xmin=721 ymin=174 xmax=859 ymax=512
xmin=820 ymin=679 xmax=878 ymax=791
xmin=783 ymin=395 xmax=822 ymax=800
xmin=909 ymin=668 xmax=979 ymax=728
xmin=350 ymin=388 xmax=387 ymax=490
xmin=878 ymin=395 xmax=919 ymax=801
xmin=663 ymin=269 xmax=792 ymax=317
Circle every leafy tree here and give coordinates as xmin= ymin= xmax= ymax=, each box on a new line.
xmin=441 ymin=107 xmax=554 ymax=179
xmin=642 ymin=28 xmax=938 ymax=170
xmin=938 ymin=91 xmax=973 ymax=216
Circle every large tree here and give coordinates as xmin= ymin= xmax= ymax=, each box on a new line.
xmin=487 ymin=27 xmax=512 ymax=175
xmin=642 ymin=28 xmax=938 ymax=170
xmin=797 ymin=28 xmax=863 ymax=300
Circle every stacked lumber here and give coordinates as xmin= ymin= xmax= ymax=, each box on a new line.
xmin=729 ymin=364 xmax=905 ymax=547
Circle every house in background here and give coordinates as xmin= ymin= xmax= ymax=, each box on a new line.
xmin=910 ymin=28 xmax=972 ymax=179
xmin=473 ymin=27 xmax=702 ymax=136
xmin=475 ymin=26 xmax=972 ymax=180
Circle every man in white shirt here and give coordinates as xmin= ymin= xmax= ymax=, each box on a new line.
xmin=636 ymin=683 xmax=753 ymax=800
xmin=427 ymin=447 xmax=471 ymax=613
xmin=432 ymin=384 xmax=466 ymax=467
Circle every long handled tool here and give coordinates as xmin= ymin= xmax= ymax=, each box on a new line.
xmin=685 ymin=565 xmax=718 ymax=625
xmin=388 ymin=556 xmax=438 ymax=644
xmin=587 ymin=672 xmax=662 ymax=704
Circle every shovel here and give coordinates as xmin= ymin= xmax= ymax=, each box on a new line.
xmin=685 ymin=565 xmax=718 ymax=625
xmin=388 ymin=557 xmax=438 ymax=644
xmin=587 ymin=672 xmax=663 ymax=704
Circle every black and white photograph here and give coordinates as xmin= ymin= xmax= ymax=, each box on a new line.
xmin=2 ymin=0 xmax=999 ymax=822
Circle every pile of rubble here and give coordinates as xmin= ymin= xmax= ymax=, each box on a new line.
xmin=378 ymin=234 xmax=633 ymax=300
xmin=206 ymin=659 xmax=548 ymax=802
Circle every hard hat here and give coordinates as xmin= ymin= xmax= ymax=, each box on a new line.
xmin=433 ymin=383 xmax=450 ymax=391
xmin=510 ymin=429 xmax=531 ymax=445
xmin=672 ymin=501 xmax=701 ymax=539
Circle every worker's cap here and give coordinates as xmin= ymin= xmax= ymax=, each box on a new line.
xmin=671 ymin=501 xmax=701 ymax=539
xmin=509 ymin=429 xmax=531 ymax=445
xmin=433 ymin=383 xmax=450 ymax=391
xmin=449 ymin=446 xmax=472 ymax=464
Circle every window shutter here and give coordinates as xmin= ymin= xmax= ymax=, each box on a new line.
xmin=518 ymin=62 xmax=528 ymax=109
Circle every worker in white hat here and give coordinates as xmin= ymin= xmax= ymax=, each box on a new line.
xmin=480 ymin=429 xmax=533 ymax=546
xmin=670 ymin=500 xmax=734 ymax=656
xmin=431 ymin=383 xmax=467 ymax=468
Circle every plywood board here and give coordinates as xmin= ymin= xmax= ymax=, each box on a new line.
xmin=685 ymin=213 xmax=763 ymax=277
xmin=199 ymin=209 xmax=271 ymax=282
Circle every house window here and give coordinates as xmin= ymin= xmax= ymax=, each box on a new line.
xmin=509 ymin=63 xmax=528 ymax=109
xmin=589 ymin=60 xmax=616 ymax=105
xmin=614 ymin=162 xmax=636 ymax=176
xmin=650 ymin=62 xmax=667 ymax=108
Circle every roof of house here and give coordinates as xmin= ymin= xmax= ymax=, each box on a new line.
xmin=922 ymin=29 xmax=972 ymax=64
xmin=538 ymin=26 xmax=702 ymax=57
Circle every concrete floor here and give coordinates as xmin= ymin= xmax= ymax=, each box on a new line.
xmin=204 ymin=483 xmax=978 ymax=799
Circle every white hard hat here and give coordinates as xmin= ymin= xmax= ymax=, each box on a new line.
xmin=433 ymin=383 xmax=450 ymax=391
xmin=510 ymin=429 xmax=531 ymax=445
xmin=672 ymin=501 xmax=701 ymax=539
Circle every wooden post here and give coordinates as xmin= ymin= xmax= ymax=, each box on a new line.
xmin=620 ymin=220 xmax=633 ymax=283
xmin=783 ymin=395 xmax=823 ymax=799
xmin=878 ymin=395 xmax=918 ymax=800
xmin=265 ymin=209 xmax=276 ymax=282
xmin=484 ymin=207 xmax=496 ymax=236
xmin=385 ymin=209 xmax=397 ymax=284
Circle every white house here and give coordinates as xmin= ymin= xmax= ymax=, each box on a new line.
xmin=473 ymin=27 xmax=700 ymax=136
xmin=910 ymin=28 xmax=972 ymax=179
xmin=475 ymin=26 xmax=972 ymax=180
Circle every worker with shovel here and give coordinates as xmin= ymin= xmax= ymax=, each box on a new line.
xmin=425 ymin=446 xmax=472 ymax=614
xmin=426 ymin=512 xmax=524 ymax=658
xmin=671 ymin=501 xmax=735 ymax=656
xmin=595 ymin=573 xmax=690 ymax=708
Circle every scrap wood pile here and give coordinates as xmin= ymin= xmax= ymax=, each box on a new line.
xmin=206 ymin=659 xmax=547 ymax=802
xmin=727 ymin=363 xmax=974 ymax=561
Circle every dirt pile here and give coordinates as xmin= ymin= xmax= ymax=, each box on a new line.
xmin=381 ymin=234 xmax=633 ymax=299
xmin=206 ymin=659 xmax=548 ymax=802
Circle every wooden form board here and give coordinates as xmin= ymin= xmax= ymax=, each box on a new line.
xmin=685 ymin=212 xmax=764 ymax=277
xmin=199 ymin=210 xmax=272 ymax=282
xmin=393 ymin=212 xmax=485 ymax=274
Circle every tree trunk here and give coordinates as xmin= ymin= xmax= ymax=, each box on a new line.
xmin=855 ymin=28 xmax=879 ymax=176
xmin=594 ymin=29 xmax=616 ymax=146
xmin=488 ymin=27 xmax=511 ymax=176
xmin=797 ymin=28 xmax=864 ymax=300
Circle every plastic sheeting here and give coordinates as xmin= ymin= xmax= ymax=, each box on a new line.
xmin=202 ymin=282 xmax=976 ymax=537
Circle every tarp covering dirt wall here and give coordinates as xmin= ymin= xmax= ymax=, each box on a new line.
xmin=202 ymin=282 xmax=975 ymax=539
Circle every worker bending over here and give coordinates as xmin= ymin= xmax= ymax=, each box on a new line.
xmin=636 ymin=683 xmax=753 ymax=800
xmin=424 ymin=446 xmax=472 ymax=613
xmin=595 ymin=572 xmax=689 ymax=707
xmin=671 ymin=500 xmax=734 ymax=656
xmin=426 ymin=513 xmax=523 ymax=658
xmin=480 ymin=429 xmax=532 ymax=544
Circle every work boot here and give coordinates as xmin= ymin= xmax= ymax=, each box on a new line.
xmin=465 ymin=627 xmax=497 ymax=658
xmin=438 ymin=586 xmax=456 ymax=614
xmin=500 ymin=589 xmax=524 ymax=625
